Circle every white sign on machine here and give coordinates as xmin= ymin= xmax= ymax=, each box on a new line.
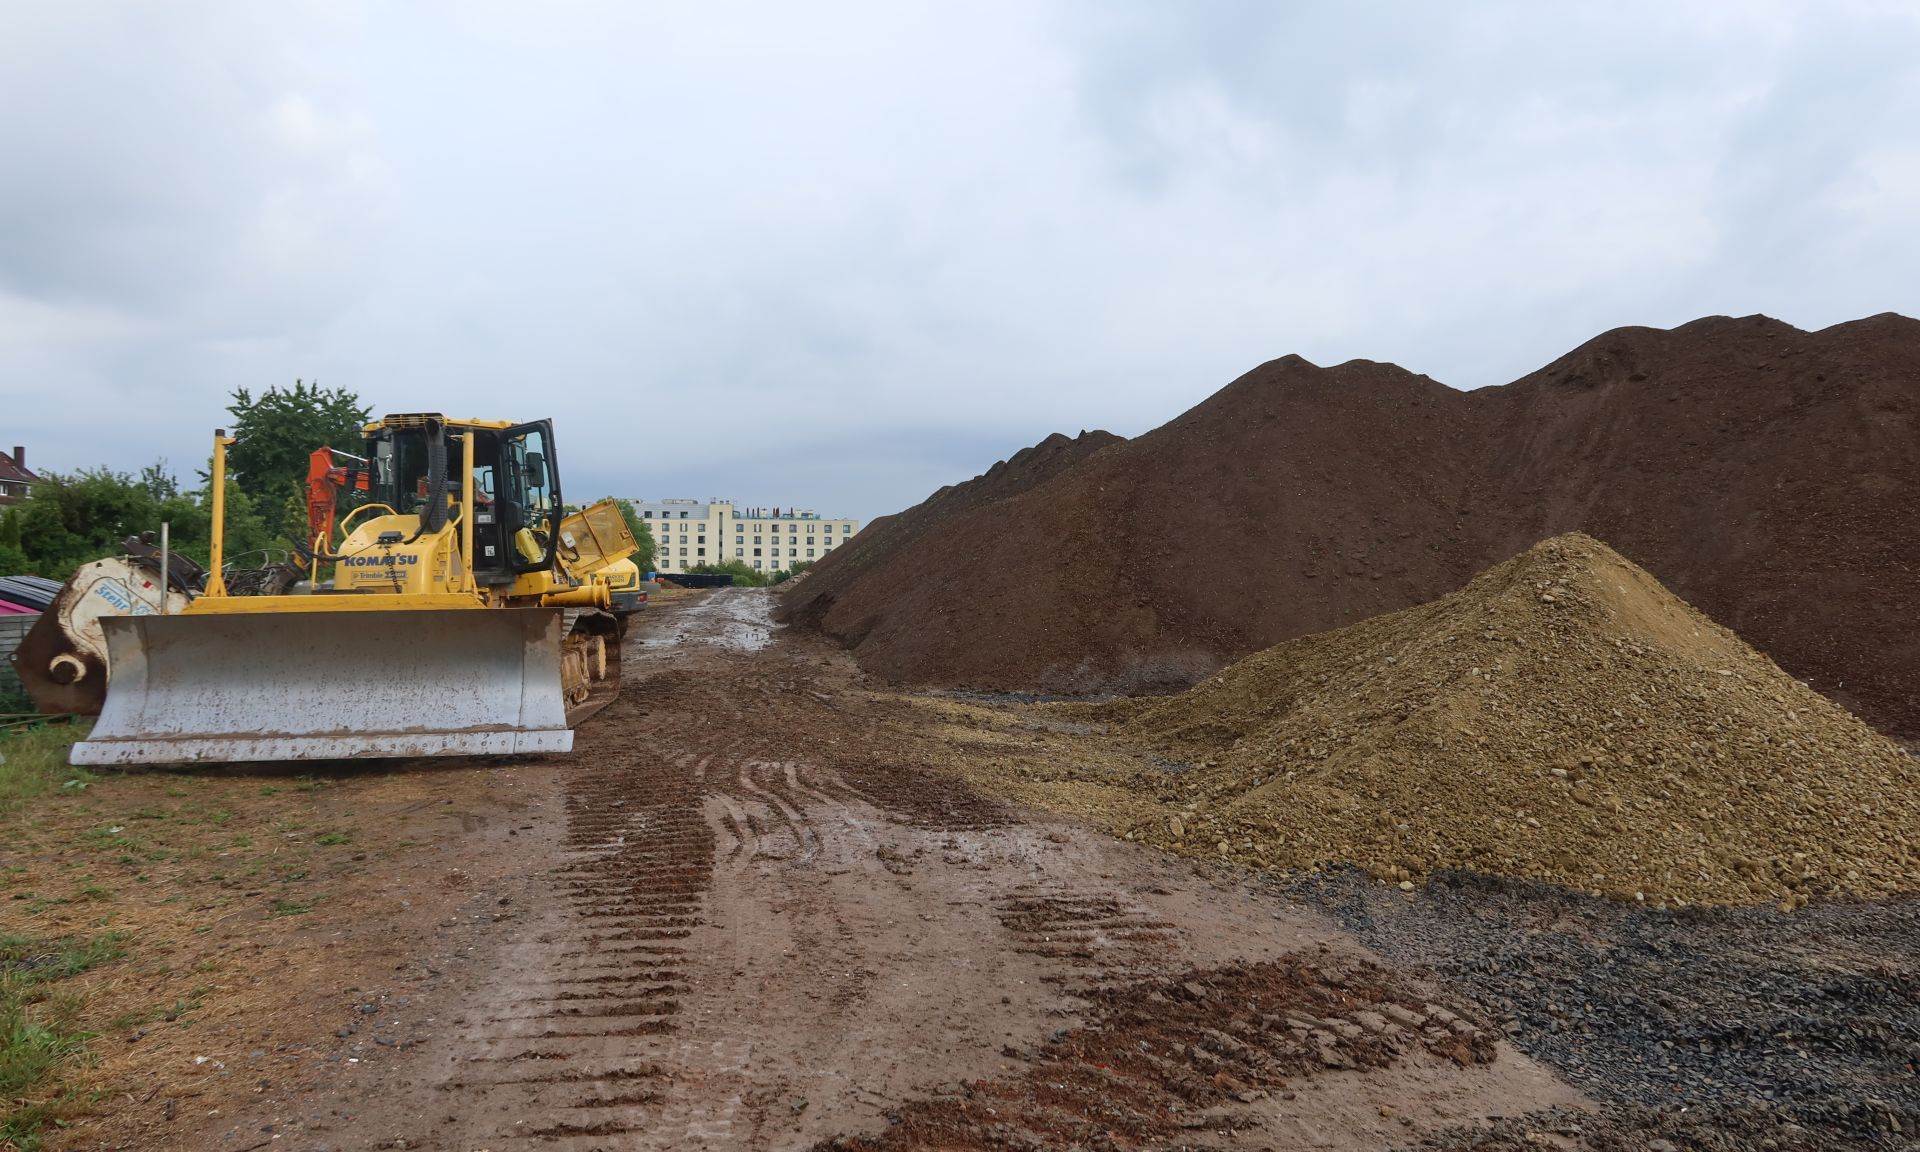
xmin=56 ymin=558 xmax=188 ymax=673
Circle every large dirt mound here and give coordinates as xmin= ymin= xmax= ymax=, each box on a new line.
xmin=1110 ymin=534 xmax=1920 ymax=906
xmin=785 ymin=313 xmax=1920 ymax=737
xmin=781 ymin=428 xmax=1123 ymax=635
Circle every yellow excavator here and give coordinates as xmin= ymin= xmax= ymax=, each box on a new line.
xmin=70 ymin=414 xmax=638 ymax=766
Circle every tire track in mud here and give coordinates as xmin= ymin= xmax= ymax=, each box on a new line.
xmin=423 ymin=708 xmax=720 ymax=1147
xmin=498 ymin=591 xmax=816 ymax=1149
xmin=343 ymin=591 xmax=1588 ymax=1151
xmin=814 ymin=955 xmax=1501 ymax=1151
xmin=994 ymin=885 xmax=1181 ymax=991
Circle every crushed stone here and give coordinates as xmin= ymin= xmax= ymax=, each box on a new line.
xmin=1104 ymin=534 xmax=1920 ymax=906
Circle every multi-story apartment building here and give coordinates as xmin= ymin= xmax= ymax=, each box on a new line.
xmin=632 ymin=499 xmax=860 ymax=575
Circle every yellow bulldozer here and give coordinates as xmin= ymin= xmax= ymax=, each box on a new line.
xmin=70 ymin=414 xmax=638 ymax=766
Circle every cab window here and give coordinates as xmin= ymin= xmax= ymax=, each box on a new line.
xmin=504 ymin=425 xmax=557 ymax=570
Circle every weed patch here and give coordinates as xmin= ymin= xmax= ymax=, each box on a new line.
xmin=0 ymin=931 xmax=126 ymax=1148
xmin=0 ymin=723 xmax=91 ymax=811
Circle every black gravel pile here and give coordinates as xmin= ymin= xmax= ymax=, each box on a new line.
xmin=1282 ymin=869 xmax=1919 ymax=1149
xmin=1405 ymin=1105 xmax=1871 ymax=1152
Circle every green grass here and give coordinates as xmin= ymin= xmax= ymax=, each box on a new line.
xmin=0 ymin=934 xmax=126 ymax=983
xmin=0 ymin=722 xmax=91 ymax=811
xmin=0 ymin=932 xmax=126 ymax=1149
xmin=314 ymin=831 xmax=351 ymax=846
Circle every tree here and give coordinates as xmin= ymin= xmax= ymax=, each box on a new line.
xmin=610 ymin=499 xmax=656 ymax=572
xmin=2 ymin=467 xmax=179 ymax=579
xmin=276 ymin=480 xmax=312 ymax=551
xmin=0 ymin=506 xmax=26 ymax=576
xmin=201 ymin=475 xmax=279 ymax=568
xmin=0 ymin=461 xmax=277 ymax=582
xmin=226 ymin=380 xmax=371 ymax=544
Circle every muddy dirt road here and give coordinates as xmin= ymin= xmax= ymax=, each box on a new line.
xmin=219 ymin=589 xmax=1576 ymax=1151
xmin=30 ymin=587 xmax=1909 ymax=1150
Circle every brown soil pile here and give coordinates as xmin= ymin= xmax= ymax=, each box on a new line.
xmin=1108 ymin=534 xmax=1920 ymax=906
xmin=781 ymin=428 xmax=1122 ymax=635
xmin=784 ymin=313 xmax=1920 ymax=738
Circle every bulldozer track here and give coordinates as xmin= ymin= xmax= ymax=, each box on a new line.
xmin=304 ymin=590 xmax=1584 ymax=1151
xmin=417 ymin=695 xmax=721 ymax=1146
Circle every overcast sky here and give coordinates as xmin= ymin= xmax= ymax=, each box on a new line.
xmin=6 ymin=2 xmax=1919 ymax=521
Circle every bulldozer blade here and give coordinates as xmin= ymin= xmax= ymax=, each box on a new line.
xmin=70 ymin=607 xmax=574 ymax=766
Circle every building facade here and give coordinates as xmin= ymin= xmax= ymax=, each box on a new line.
xmin=632 ymin=499 xmax=860 ymax=575
xmin=0 ymin=446 xmax=39 ymax=507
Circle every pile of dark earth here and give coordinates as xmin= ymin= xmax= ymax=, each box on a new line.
xmin=786 ymin=313 xmax=1920 ymax=741
xmin=1278 ymin=869 xmax=1919 ymax=1150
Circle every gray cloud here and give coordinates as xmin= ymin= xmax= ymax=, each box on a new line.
xmin=6 ymin=2 xmax=1919 ymax=521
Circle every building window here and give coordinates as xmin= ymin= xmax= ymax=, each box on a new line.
xmin=753 ymin=548 xmax=762 ymax=557
xmin=753 ymin=535 xmax=761 ymax=544
xmin=806 ymin=548 xmax=815 ymax=557
xmin=735 ymin=535 xmax=743 ymax=544
xmin=788 ymin=547 xmax=797 ymax=557
xmin=679 ymin=547 xmax=687 ymax=556
xmin=697 ymin=547 xmax=706 ymax=557
xmin=697 ymin=535 xmax=705 ymax=544
xmin=753 ymin=560 xmax=763 ymax=569
xmin=642 ymin=510 xmax=653 ymax=518
xmin=734 ymin=548 xmax=743 ymax=557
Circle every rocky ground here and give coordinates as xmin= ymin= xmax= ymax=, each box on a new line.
xmin=5 ymin=588 xmax=1914 ymax=1151
xmin=1289 ymin=869 xmax=1919 ymax=1148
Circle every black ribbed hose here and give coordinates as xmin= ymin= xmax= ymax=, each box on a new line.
xmin=406 ymin=418 xmax=449 ymax=544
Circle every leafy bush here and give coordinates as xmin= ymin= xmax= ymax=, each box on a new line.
xmin=610 ymin=499 xmax=656 ymax=571
xmin=0 ymin=465 xmax=271 ymax=582
xmin=686 ymin=559 xmax=771 ymax=588
xmin=0 ymin=380 xmax=364 ymax=582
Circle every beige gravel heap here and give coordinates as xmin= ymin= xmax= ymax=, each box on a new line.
xmin=1113 ymin=534 xmax=1920 ymax=906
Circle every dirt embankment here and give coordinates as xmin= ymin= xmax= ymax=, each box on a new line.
xmin=784 ymin=313 xmax=1920 ymax=739
xmin=1104 ymin=534 xmax=1920 ymax=906
xmin=781 ymin=428 xmax=1122 ymax=636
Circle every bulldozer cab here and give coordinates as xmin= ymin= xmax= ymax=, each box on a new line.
xmin=367 ymin=417 xmax=563 ymax=584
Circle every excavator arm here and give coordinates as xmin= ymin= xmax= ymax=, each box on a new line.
xmin=305 ymin=447 xmax=370 ymax=555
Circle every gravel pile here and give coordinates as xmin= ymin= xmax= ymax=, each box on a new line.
xmin=1288 ymin=869 xmax=1920 ymax=1149
xmin=1110 ymin=534 xmax=1920 ymax=906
